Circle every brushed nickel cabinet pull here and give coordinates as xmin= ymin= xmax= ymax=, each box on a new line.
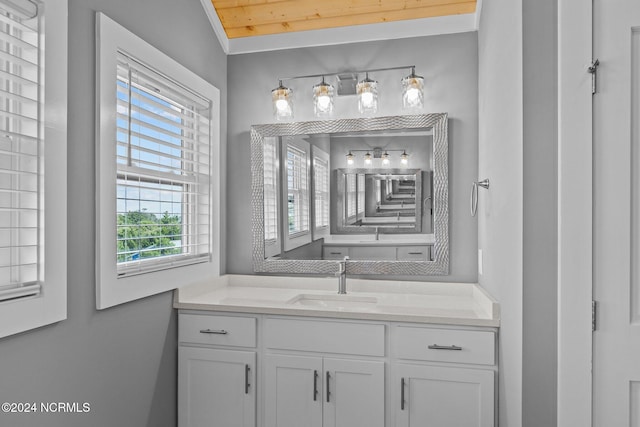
xmin=401 ymin=377 xmax=406 ymax=410
xmin=199 ymin=329 xmax=228 ymax=335
xmin=428 ymin=344 xmax=463 ymax=351
xmin=245 ymin=364 xmax=250 ymax=394
xmin=326 ymin=371 xmax=331 ymax=403
xmin=313 ymin=370 xmax=319 ymax=401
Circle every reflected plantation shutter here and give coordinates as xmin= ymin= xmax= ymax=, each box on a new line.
xmin=116 ymin=52 xmax=212 ymax=276
xmin=314 ymin=154 xmax=329 ymax=229
xmin=0 ymin=0 xmax=41 ymax=303
xmin=286 ymin=143 xmax=309 ymax=235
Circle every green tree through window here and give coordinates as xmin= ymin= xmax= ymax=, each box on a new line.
xmin=117 ymin=210 xmax=182 ymax=262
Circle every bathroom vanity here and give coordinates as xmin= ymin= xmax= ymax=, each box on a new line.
xmin=174 ymin=113 xmax=499 ymax=426
xmin=174 ymin=275 xmax=499 ymax=427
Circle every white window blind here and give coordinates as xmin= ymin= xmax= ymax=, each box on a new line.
xmin=286 ymin=143 xmax=309 ymax=236
xmin=346 ymin=174 xmax=356 ymax=221
xmin=263 ymin=137 xmax=278 ymax=242
xmin=116 ymin=52 xmax=212 ymax=277
xmin=0 ymin=0 xmax=41 ymax=303
xmin=357 ymin=173 xmax=365 ymax=216
xmin=314 ymin=155 xmax=329 ymax=229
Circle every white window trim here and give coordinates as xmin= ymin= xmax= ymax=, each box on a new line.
xmin=0 ymin=0 xmax=68 ymax=338
xmin=96 ymin=13 xmax=220 ymax=309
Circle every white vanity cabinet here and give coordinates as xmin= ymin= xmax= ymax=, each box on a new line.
xmin=393 ymin=364 xmax=494 ymax=427
xmin=177 ymin=311 xmax=497 ymax=427
xmin=264 ymin=317 xmax=385 ymax=427
xmin=178 ymin=314 xmax=257 ymax=427
xmin=392 ymin=324 xmax=496 ymax=427
xmin=322 ymin=244 xmax=432 ymax=261
xmin=264 ymin=355 xmax=384 ymax=427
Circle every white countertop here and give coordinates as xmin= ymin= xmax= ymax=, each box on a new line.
xmin=322 ymin=234 xmax=435 ymax=246
xmin=174 ymin=275 xmax=500 ymax=327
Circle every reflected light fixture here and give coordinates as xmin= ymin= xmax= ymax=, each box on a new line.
xmin=381 ymin=151 xmax=390 ymax=166
xmin=346 ymin=151 xmax=355 ymax=166
xmin=364 ymin=151 xmax=372 ymax=165
xmin=400 ymin=150 xmax=409 ymax=165
xmin=313 ymin=76 xmax=334 ymax=116
xmin=402 ymin=66 xmax=424 ymax=110
xmin=356 ymin=72 xmax=378 ymax=114
xmin=271 ymin=80 xmax=293 ymax=120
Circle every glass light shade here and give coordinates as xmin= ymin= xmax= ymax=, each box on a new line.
xmin=364 ymin=152 xmax=372 ymax=165
xmin=271 ymin=81 xmax=293 ymax=120
xmin=381 ymin=151 xmax=390 ymax=166
xmin=313 ymin=78 xmax=334 ymax=116
xmin=402 ymin=68 xmax=424 ymax=110
xmin=400 ymin=150 xmax=409 ymax=165
xmin=356 ymin=74 xmax=378 ymax=114
xmin=346 ymin=151 xmax=355 ymax=166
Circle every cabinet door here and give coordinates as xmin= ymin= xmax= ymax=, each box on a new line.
xmin=323 ymin=358 xmax=385 ymax=427
xmin=394 ymin=363 xmax=494 ymax=427
xmin=265 ymin=354 xmax=323 ymax=427
xmin=178 ymin=347 xmax=255 ymax=427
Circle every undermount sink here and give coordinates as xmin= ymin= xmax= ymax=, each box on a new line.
xmin=287 ymin=294 xmax=378 ymax=310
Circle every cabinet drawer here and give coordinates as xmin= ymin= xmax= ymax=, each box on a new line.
xmin=179 ymin=314 xmax=257 ymax=348
xmin=397 ymin=246 xmax=430 ymax=261
xmin=394 ymin=326 xmax=495 ymax=365
xmin=349 ymin=246 xmax=396 ymax=260
xmin=265 ymin=318 xmax=385 ymax=356
xmin=323 ymin=247 xmax=349 ymax=260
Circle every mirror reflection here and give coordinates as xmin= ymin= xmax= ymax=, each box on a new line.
xmin=336 ymin=169 xmax=429 ymax=232
xmin=262 ymin=128 xmax=435 ymax=262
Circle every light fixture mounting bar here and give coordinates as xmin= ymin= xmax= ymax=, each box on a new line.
xmin=277 ymin=65 xmax=416 ymax=83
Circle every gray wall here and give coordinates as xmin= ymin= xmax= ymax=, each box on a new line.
xmin=0 ymin=1 xmax=227 ymax=427
xmin=479 ymin=0 xmax=559 ymax=426
xmin=522 ymin=0 xmax=558 ymax=425
xmin=227 ymin=32 xmax=479 ymax=282
xmin=478 ymin=0 xmax=524 ymax=425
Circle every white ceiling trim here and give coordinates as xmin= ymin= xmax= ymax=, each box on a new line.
xmin=199 ymin=0 xmax=480 ymax=55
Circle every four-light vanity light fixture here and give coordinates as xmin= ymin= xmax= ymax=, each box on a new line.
xmin=346 ymin=148 xmax=410 ymax=167
xmin=271 ymin=66 xmax=424 ymax=120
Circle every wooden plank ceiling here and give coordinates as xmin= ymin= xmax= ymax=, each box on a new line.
xmin=211 ymin=0 xmax=477 ymax=39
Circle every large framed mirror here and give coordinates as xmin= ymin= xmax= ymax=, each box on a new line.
xmin=251 ymin=113 xmax=448 ymax=275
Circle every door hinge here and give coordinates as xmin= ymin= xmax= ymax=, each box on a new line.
xmin=588 ymin=59 xmax=600 ymax=95
xmin=592 ymin=300 xmax=597 ymax=332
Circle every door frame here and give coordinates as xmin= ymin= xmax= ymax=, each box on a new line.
xmin=557 ymin=0 xmax=593 ymax=425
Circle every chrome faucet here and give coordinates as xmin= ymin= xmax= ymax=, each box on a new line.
xmin=337 ymin=256 xmax=349 ymax=294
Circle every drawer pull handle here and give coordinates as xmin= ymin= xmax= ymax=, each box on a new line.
xmin=428 ymin=344 xmax=463 ymax=351
xmin=326 ymin=371 xmax=331 ymax=403
xmin=400 ymin=377 xmax=406 ymax=410
xmin=199 ymin=329 xmax=228 ymax=335
xmin=330 ymin=252 xmax=343 ymax=255
xmin=408 ymin=252 xmax=423 ymax=255
xmin=313 ymin=370 xmax=319 ymax=401
xmin=245 ymin=364 xmax=250 ymax=394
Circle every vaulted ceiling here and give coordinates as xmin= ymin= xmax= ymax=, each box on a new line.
xmin=210 ymin=0 xmax=477 ymax=39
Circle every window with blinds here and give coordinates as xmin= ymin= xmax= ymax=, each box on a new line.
xmin=346 ymin=174 xmax=357 ymax=222
xmin=313 ymin=153 xmax=329 ymax=230
xmin=263 ymin=137 xmax=278 ymax=242
xmin=0 ymin=1 xmax=41 ymax=303
xmin=116 ymin=52 xmax=212 ymax=276
xmin=357 ymin=173 xmax=365 ymax=216
xmin=286 ymin=143 xmax=309 ymax=236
